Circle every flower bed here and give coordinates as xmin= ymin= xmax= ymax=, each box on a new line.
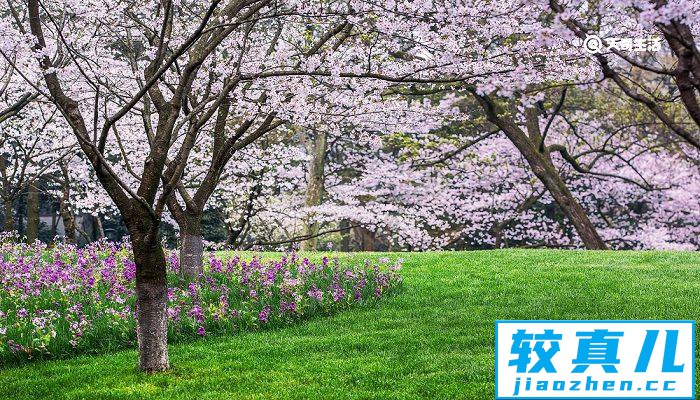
xmin=0 ymin=240 xmax=402 ymax=364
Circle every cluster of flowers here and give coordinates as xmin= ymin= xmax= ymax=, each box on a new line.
xmin=0 ymin=239 xmax=402 ymax=364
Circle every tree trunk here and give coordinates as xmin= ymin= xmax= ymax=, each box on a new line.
xmin=474 ymin=96 xmax=607 ymax=250
xmin=3 ymin=197 xmax=14 ymax=233
xmin=127 ymin=211 xmax=169 ymax=372
xmin=50 ymin=210 xmax=57 ymax=242
xmin=301 ymin=130 xmax=328 ymax=251
xmin=26 ymin=182 xmax=40 ymax=243
xmin=59 ymin=165 xmax=76 ymax=244
xmin=92 ymin=214 xmax=105 ymax=241
xmin=353 ymin=226 xmax=376 ymax=251
xmin=178 ymin=213 xmax=203 ymax=278
xmin=0 ymin=156 xmax=12 ymax=233
xmin=506 ymin=117 xmax=606 ymax=249
xmin=491 ymin=224 xmax=505 ymax=248
xmin=339 ymin=219 xmax=351 ymax=251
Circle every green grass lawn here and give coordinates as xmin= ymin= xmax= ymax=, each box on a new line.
xmin=1 ymin=250 xmax=699 ymax=399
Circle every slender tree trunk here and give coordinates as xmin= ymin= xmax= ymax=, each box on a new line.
xmin=0 ymin=156 xmax=11 ymax=233
xmin=92 ymin=214 xmax=105 ymax=241
xmin=59 ymin=165 xmax=76 ymax=244
xmin=178 ymin=212 xmax=203 ymax=278
xmin=50 ymin=209 xmax=57 ymax=241
xmin=128 ymin=213 xmax=169 ymax=372
xmin=302 ymin=130 xmax=328 ymax=251
xmin=26 ymin=182 xmax=40 ymax=242
xmin=491 ymin=224 xmax=505 ymax=248
xmin=16 ymin=196 xmax=26 ymax=238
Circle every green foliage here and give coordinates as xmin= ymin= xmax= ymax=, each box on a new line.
xmin=0 ymin=250 xmax=698 ymax=399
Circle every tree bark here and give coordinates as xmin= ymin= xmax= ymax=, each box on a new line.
xmin=178 ymin=212 xmax=204 ymax=278
xmin=3 ymin=197 xmax=14 ymax=233
xmin=0 ymin=156 xmax=13 ymax=233
xmin=510 ymin=129 xmax=607 ymax=249
xmin=339 ymin=219 xmax=351 ymax=251
xmin=353 ymin=226 xmax=376 ymax=251
xmin=301 ymin=130 xmax=328 ymax=251
xmin=26 ymin=182 xmax=40 ymax=242
xmin=92 ymin=214 xmax=105 ymax=241
xmin=473 ymin=95 xmax=607 ymax=249
xmin=128 ymin=215 xmax=169 ymax=372
xmin=59 ymin=164 xmax=76 ymax=244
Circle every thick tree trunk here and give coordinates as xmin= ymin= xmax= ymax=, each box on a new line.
xmin=474 ymin=97 xmax=607 ymax=250
xmin=128 ymin=213 xmax=169 ymax=372
xmin=353 ymin=226 xmax=376 ymax=251
xmin=133 ymin=243 xmax=169 ymax=372
xmin=301 ymin=130 xmax=328 ymax=251
xmin=26 ymin=182 xmax=40 ymax=242
xmin=3 ymin=197 xmax=14 ymax=233
xmin=178 ymin=213 xmax=203 ymax=278
xmin=506 ymin=119 xmax=606 ymax=249
xmin=339 ymin=219 xmax=351 ymax=252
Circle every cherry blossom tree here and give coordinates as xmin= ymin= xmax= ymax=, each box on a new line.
xmin=7 ymin=0 xmax=396 ymax=371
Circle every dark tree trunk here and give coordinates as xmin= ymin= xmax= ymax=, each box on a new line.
xmin=353 ymin=226 xmax=376 ymax=251
xmin=59 ymin=164 xmax=76 ymax=244
xmin=506 ymin=121 xmax=606 ymax=249
xmin=0 ymin=156 xmax=12 ymax=233
xmin=491 ymin=224 xmax=505 ymax=248
xmin=16 ymin=196 xmax=26 ymax=237
xmin=127 ymin=211 xmax=169 ymax=372
xmin=224 ymin=182 xmax=261 ymax=249
xmin=474 ymin=96 xmax=607 ymax=250
xmin=178 ymin=212 xmax=203 ymax=278
xmin=3 ymin=197 xmax=14 ymax=233
xmin=523 ymin=109 xmax=606 ymax=250
xmin=660 ymin=22 xmax=700 ymax=131
xmin=339 ymin=219 xmax=351 ymax=252
xmin=26 ymin=182 xmax=40 ymax=242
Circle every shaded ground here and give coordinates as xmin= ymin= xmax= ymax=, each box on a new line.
xmin=1 ymin=250 xmax=698 ymax=399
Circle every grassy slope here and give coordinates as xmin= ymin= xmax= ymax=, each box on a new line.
xmin=0 ymin=250 xmax=699 ymax=399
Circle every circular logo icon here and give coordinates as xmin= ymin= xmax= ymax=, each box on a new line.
xmin=582 ymin=34 xmax=604 ymax=54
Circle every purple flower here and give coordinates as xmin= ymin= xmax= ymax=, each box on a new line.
xmin=331 ymin=284 xmax=345 ymax=302
xmin=258 ymin=306 xmax=271 ymax=324
xmin=280 ymin=300 xmax=297 ymax=313
xmin=167 ymin=307 xmax=181 ymax=321
xmin=307 ymin=285 xmax=323 ymax=302
xmin=0 ymin=240 xmax=401 ymax=361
